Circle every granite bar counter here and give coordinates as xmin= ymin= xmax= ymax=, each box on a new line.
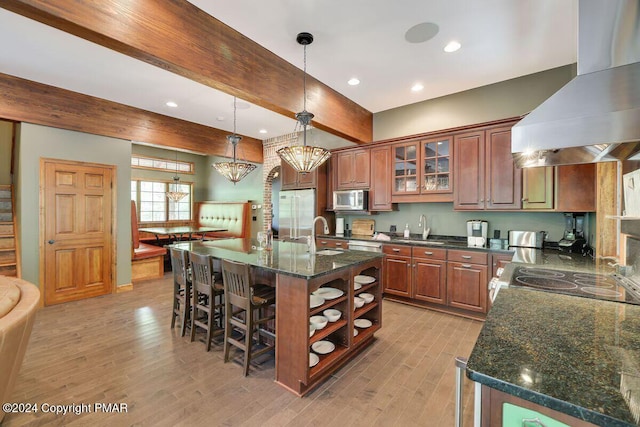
xmin=171 ymin=238 xmax=384 ymax=396
xmin=467 ymin=287 xmax=640 ymax=426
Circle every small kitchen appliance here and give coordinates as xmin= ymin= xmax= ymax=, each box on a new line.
xmin=335 ymin=218 xmax=345 ymax=236
xmin=467 ymin=220 xmax=488 ymax=247
xmin=333 ymin=190 xmax=368 ymax=211
xmin=558 ymin=213 xmax=587 ymax=252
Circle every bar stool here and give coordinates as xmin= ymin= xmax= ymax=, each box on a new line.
xmin=170 ymin=247 xmax=191 ymax=337
xmin=189 ymin=252 xmax=225 ymax=351
xmin=221 ymin=259 xmax=276 ymax=376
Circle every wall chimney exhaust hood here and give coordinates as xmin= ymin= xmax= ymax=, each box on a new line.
xmin=512 ymin=0 xmax=640 ymax=168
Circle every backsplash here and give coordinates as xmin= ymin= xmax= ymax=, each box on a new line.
xmin=338 ymin=203 xmax=583 ymax=243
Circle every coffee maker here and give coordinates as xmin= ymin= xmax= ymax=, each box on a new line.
xmin=467 ymin=220 xmax=488 ymax=247
xmin=558 ymin=213 xmax=587 ymax=252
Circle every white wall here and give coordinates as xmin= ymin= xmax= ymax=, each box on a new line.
xmin=16 ymin=123 xmax=132 ymax=287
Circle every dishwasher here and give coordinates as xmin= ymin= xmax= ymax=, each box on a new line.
xmin=347 ymin=240 xmax=382 ymax=253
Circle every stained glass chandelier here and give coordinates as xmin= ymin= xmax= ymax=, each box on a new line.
xmin=212 ymin=97 xmax=257 ymax=184
xmin=166 ymin=150 xmax=188 ymax=202
xmin=277 ymin=32 xmax=331 ymax=174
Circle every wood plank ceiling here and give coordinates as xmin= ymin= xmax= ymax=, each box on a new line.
xmin=1 ymin=0 xmax=373 ymax=160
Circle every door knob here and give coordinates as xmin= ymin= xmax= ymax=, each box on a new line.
xmin=48 ymin=239 xmax=55 ymax=244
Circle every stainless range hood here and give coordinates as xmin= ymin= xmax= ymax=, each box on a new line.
xmin=512 ymin=0 xmax=640 ymax=168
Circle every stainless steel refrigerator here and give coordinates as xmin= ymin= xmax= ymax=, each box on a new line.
xmin=278 ymin=189 xmax=316 ymax=242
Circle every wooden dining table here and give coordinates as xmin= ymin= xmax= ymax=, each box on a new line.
xmin=138 ymin=226 xmax=227 ymax=243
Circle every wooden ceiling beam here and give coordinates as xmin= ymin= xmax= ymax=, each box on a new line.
xmin=1 ymin=0 xmax=373 ymax=144
xmin=0 ymin=72 xmax=264 ymax=162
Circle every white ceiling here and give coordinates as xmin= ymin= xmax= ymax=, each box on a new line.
xmin=0 ymin=0 xmax=577 ymax=147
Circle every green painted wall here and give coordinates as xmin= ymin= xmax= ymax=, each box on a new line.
xmin=16 ymin=123 xmax=132 ymax=288
xmin=373 ymin=64 xmax=577 ymax=140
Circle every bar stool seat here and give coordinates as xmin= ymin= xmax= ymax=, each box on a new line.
xmin=170 ymin=248 xmax=191 ymax=337
xmin=189 ymin=252 xmax=225 ymax=351
xmin=221 ymin=259 xmax=275 ymax=376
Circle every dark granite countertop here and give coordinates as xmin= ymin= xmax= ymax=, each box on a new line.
xmin=318 ymin=233 xmax=514 ymax=254
xmin=171 ymin=238 xmax=382 ymax=280
xmin=467 ymin=287 xmax=640 ymax=426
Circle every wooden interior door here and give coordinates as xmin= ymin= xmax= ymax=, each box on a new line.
xmin=42 ymin=159 xmax=114 ymax=305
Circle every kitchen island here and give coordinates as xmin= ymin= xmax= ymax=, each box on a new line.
xmin=467 ymin=286 xmax=640 ymax=426
xmin=172 ymin=238 xmax=383 ymax=396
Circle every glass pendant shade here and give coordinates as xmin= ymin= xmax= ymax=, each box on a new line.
xmin=212 ymin=99 xmax=257 ymax=184
xmin=277 ymin=32 xmax=331 ymax=174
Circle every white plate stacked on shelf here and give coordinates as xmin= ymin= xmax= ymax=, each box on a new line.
xmin=311 ymin=340 xmax=336 ymax=354
xmin=354 ymin=275 xmax=376 ymax=285
xmin=309 ymin=352 xmax=319 ymax=368
xmin=312 ymin=287 xmax=344 ymax=300
xmin=310 ymin=295 xmax=325 ymax=309
xmin=354 ymin=319 xmax=373 ymax=328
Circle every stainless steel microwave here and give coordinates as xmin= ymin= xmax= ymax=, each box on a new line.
xmin=333 ymin=190 xmax=368 ymax=211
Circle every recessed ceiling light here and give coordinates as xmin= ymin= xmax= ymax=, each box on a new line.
xmin=444 ymin=41 xmax=461 ymax=53
xmin=166 ymin=101 xmax=178 ymax=108
xmin=411 ymin=83 xmax=424 ymax=92
xmin=348 ymin=77 xmax=360 ymax=86
xmin=259 ymin=129 xmax=268 ymax=134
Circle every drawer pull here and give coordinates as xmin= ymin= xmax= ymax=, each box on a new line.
xmin=522 ymin=418 xmax=547 ymax=427
xmin=461 ymin=264 xmax=472 ymax=268
xmin=424 ymin=251 xmax=433 ymax=255
xmin=336 ymin=243 xmax=343 ymax=246
xmin=392 ymin=248 xmax=401 ymax=252
xmin=320 ymin=241 xmax=327 ymax=244
xmin=461 ymin=255 xmax=472 ymax=259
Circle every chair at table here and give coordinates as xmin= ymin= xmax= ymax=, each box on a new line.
xmin=170 ymin=247 xmax=191 ymax=337
xmin=189 ymin=252 xmax=225 ymax=351
xmin=220 ymin=259 xmax=276 ymax=376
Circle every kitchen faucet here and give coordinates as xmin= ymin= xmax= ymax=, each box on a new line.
xmin=418 ymin=214 xmax=430 ymax=240
xmin=307 ymin=216 xmax=330 ymax=254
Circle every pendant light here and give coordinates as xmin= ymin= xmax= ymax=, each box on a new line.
xmin=277 ymin=32 xmax=331 ymax=174
xmin=166 ymin=150 xmax=188 ymax=202
xmin=212 ymin=97 xmax=257 ymax=184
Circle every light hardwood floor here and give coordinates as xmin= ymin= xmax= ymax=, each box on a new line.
xmin=4 ymin=274 xmax=483 ymax=427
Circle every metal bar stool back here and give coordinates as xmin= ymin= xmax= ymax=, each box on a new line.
xmin=189 ymin=252 xmax=225 ymax=351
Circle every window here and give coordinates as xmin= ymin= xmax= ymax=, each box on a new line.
xmin=131 ymin=155 xmax=194 ymax=174
xmin=131 ymin=180 xmax=192 ymax=222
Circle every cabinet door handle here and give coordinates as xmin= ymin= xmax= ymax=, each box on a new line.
xmin=392 ymin=248 xmax=400 ymax=252
xmin=461 ymin=255 xmax=472 ymax=259
xmin=522 ymin=418 xmax=548 ymax=427
xmin=522 ymin=198 xmax=529 ymax=202
xmin=424 ymin=251 xmax=433 ymax=255
xmin=479 ymin=199 xmax=484 ymax=203
xmin=461 ymin=264 xmax=472 ymax=268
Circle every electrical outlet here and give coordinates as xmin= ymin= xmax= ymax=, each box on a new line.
xmin=252 ymin=216 xmax=257 ymax=221
xmin=251 ymin=204 xmax=257 ymax=209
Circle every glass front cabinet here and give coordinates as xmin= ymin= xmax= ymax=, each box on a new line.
xmin=392 ymin=137 xmax=452 ymax=202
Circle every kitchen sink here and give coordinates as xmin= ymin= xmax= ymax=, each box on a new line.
xmin=315 ymin=249 xmax=344 ymax=256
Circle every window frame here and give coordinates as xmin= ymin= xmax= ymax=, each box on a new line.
xmin=131 ymin=154 xmax=195 ymax=175
xmin=131 ymin=179 xmax=194 ymax=224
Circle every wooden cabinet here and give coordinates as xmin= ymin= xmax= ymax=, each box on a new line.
xmin=281 ymin=161 xmax=320 ymax=190
xmin=391 ymin=137 xmax=453 ymax=202
xmin=454 ymin=125 xmax=521 ymax=210
xmin=326 ymin=157 xmax=336 ymax=210
xmin=370 ymin=146 xmax=393 ymax=211
xmin=336 ymin=149 xmax=370 ymax=189
xmin=413 ymin=248 xmax=447 ymax=304
xmin=316 ymin=238 xmax=347 ymax=250
xmin=555 ymin=164 xmax=596 ymax=212
xmin=382 ymin=244 xmax=412 ymax=297
xmin=522 ymin=166 xmax=554 ymax=209
xmin=446 ymin=250 xmax=488 ymax=313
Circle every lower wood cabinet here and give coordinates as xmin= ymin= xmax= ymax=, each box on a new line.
xmin=383 ymin=245 xmax=491 ymax=317
xmin=316 ymin=237 xmax=347 ymax=250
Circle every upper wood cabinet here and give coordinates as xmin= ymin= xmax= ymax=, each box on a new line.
xmin=391 ymin=136 xmax=453 ymax=202
xmin=281 ymin=161 xmax=318 ymax=190
xmin=555 ymin=164 xmax=596 ymax=212
xmin=453 ymin=124 xmax=521 ymax=210
xmin=336 ymin=149 xmax=370 ymax=189
xmin=370 ymin=146 xmax=393 ymax=211
xmin=521 ymin=166 xmax=554 ymax=209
